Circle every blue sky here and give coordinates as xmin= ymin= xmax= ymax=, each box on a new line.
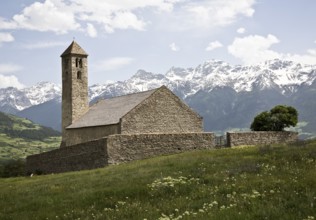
xmin=0 ymin=0 xmax=315 ymax=88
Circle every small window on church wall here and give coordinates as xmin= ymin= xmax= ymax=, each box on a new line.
xmin=75 ymin=58 xmax=79 ymax=67
xmin=77 ymin=71 xmax=82 ymax=79
xmin=79 ymin=59 xmax=83 ymax=68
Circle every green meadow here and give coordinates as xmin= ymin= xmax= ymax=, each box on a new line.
xmin=1 ymin=140 xmax=316 ymax=220
xmin=0 ymin=111 xmax=60 ymax=161
xmin=0 ymin=134 xmax=60 ymax=161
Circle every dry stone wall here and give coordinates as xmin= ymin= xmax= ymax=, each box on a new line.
xmin=227 ymin=131 xmax=298 ymax=147
xmin=26 ymin=138 xmax=107 ymax=174
xmin=107 ymin=132 xmax=215 ymax=164
xmin=26 ymin=131 xmax=299 ymax=174
xmin=26 ymin=132 xmax=215 ymax=174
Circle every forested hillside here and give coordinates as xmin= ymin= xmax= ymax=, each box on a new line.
xmin=0 ymin=112 xmax=60 ymax=161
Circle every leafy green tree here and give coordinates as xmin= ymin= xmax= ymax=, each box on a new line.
xmin=251 ymin=105 xmax=298 ymax=131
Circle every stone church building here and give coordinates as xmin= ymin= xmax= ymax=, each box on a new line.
xmin=26 ymin=41 xmax=215 ymax=174
xmin=26 ymin=41 xmax=298 ymax=174
xmin=60 ymin=41 xmax=205 ymax=146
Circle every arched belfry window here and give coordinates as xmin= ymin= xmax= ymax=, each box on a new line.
xmin=77 ymin=71 xmax=82 ymax=79
xmin=75 ymin=58 xmax=79 ymax=67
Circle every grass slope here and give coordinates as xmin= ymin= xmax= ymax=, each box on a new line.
xmin=1 ymin=141 xmax=316 ymax=220
xmin=0 ymin=112 xmax=60 ymax=161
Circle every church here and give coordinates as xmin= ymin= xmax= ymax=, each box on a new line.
xmin=26 ymin=41 xmax=215 ymax=174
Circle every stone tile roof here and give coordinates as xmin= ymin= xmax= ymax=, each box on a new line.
xmin=67 ymin=88 xmax=158 ymax=129
xmin=61 ymin=41 xmax=88 ymax=57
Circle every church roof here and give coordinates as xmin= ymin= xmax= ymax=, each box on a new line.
xmin=61 ymin=41 xmax=88 ymax=57
xmin=67 ymin=88 xmax=158 ymax=129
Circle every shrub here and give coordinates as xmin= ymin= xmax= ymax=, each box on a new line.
xmin=0 ymin=159 xmax=26 ymax=178
xmin=251 ymin=105 xmax=298 ymax=131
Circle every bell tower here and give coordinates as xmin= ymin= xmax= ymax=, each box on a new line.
xmin=60 ymin=41 xmax=89 ymax=146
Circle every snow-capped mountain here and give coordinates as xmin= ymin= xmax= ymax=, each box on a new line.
xmin=1 ymin=59 xmax=316 ymax=138
xmin=0 ymin=87 xmax=31 ymax=113
xmin=23 ymin=82 xmax=61 ymax=106
xmin=1 ymin=59 xmax=316 ymax=113
xmin=165 ymin=59 xmax=316 ymax=95
xmin=0 ymin=82 xmax=61 ymax=113
xmin=90 ymin=59 xmax=316 ymax=101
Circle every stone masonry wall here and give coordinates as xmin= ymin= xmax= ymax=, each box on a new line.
xmin=227 ymin=131 xmax=298 ymax=147
xmin=106 ymin=132 xmax=215 ymax=164
xmin=121 ymin=86 xmax=203 ymax=134
xmin=26 ymin=132 xmax=215 ymax=174
xmin=26 ymin=138 xmax=107 ymax=174
xmin=65 ymin=124 xmax=119 ymax=146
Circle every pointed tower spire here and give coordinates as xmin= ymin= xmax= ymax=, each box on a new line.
xmin=61 ymin=41 xmax=88 ymax=57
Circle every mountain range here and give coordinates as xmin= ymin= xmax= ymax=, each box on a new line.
xmin=0 ymin=59 xmax=315 ymax=138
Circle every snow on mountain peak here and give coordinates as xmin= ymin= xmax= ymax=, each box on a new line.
xmin=165 ymin=67 xmax=193 ymax=81
xmin=1 ymin=59 xmax=316 ymax=113
xmin=23 ymin=81 xmax=61 ymax=105
xmin=263 ymin=59 xmax=294 ymax=69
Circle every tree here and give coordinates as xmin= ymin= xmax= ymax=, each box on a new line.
xmin=250 ymin=105 xmax=298 ymax=131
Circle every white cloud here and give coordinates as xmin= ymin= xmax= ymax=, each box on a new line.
xmin=0 ymin=17 xmax=18 ymax=29
xmin=110 ymin=11 xmax=146 ymax=32
xmin=228 ymin=34 xmax=280 ymax=64
xmin=0 ymin=0 xmax=180 ymax=35
xmin=169 ymin=42 xmax=180 ymax=51
xmin=168 ymin=0 xmax=255 ymax=31
xmin=0 ymin=32 xmax=14 ymax=45
xmin=282 ymin=50 xmax=316 ymax=65
xmin=206 ymin=41 xmax=223 ymax=51
xmin=95 ymin=57 xmax=135 ymax=71
xmin=0 ymin=0 xmax=256 ymax=36
xmin=74 ymin=0 xmax=179 ymax=33
xmin=86 ymin=23 xmax=97 ymax=38
xmin=0 ymin=63 xmax=22 ymax=74
xmin=237 ymin=27 xmax=246 ymax=34
xmin=228 ymin=34 xmax=316 ymax=65
xmin=23 ymin=41 xmax=66 ymax=49
xmin=11 ymin=0 xmax=80 ymax=34
xmin=307 ymin=49 xmax=316 ymax=56
xmin=0 ymin=74 xmax=24 ymax=89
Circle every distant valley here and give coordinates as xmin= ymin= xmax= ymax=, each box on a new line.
xmin=0 ymin=111 xmax=60 ymax=161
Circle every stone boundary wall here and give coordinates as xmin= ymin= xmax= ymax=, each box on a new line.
xmin=227 ymin=131 xmax=298 ymax=147
xmin=107 ymin=132 xmax=215 ymax=164
xmin=26 ymin=138 xmax=107 ymax=174
xmin=26 ymin=132 xmax=215 ymax=174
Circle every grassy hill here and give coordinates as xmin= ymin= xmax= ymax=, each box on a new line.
xmin=0 ymin=141 xmax=316 ymax=220
xmin=0 ymin=111 xmax=60 ymax=161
